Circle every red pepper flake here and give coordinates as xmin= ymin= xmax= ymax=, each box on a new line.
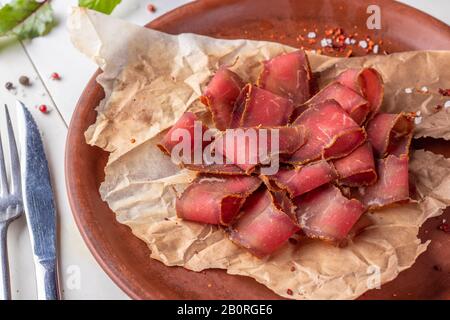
xmin=207 ymin=283 xmax=212 ymax=288
xmin=290 ymin=266 xmax=296 ymax=272
xmin=147 ymin=3 xmax=156 ymax=13
xmin=130 ymin=138 xmax=136 ymax=144
xmin=333 ymin=27 xmax=343 ymax=37
xmin=438 ymin=222 xmax=450 ymax=233
xmin=434 ymin=104 xmax=443 ymax=112
xmin=50 ymin=72 xmax=61 ymax=80
xmin=286 ymin=289 xmax=293 ymax=296
xmin=38 ymin=104 xmax=48 ymax=113
xmin=433 ymin=265 xmax=442 ymax=271
xmin=308 ymin=38 xmax=316 ymax=44
xmin=345 ymin=49 xmax=353 ymax=57
xmin=325 ymin=28 xmax=333 ymax=36
xmin=439 ymin=88 xmax=450 ymax=96
xmin=332 ymin=41 xmax=345 ymax=50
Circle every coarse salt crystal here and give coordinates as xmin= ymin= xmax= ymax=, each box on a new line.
xmin=320 ymin=38 xmax=330 ymax=47
xmin=350 ymin=39 xmax=357 ymax=44
xmin=404 ymin=88 xmax=413 ymax=94
xmin=344 ymin=37 xmax=351 ymax=45
xmin=359 ymin=40 xmax=368 ymax=49
xmin=414 ymin=116 xmax=422 ymax=125
xmin=307 ymin=31 xmax=317 ymax=39
xmin=444 ymin=101 xmax=450 ymax=109
xmin=421 ymin=86 xmax=428 ymax=93
xmin=416 ymin=111 xmax=421 ymax=116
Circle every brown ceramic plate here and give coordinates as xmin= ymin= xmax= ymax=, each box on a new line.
xmin=66 ymin=0 xmax=450 ymax=299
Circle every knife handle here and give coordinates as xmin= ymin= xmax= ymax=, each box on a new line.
xmin=35 ymin=259 xmax=59 ymax=300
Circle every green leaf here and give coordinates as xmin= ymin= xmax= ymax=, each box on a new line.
xmin=0 ymin=0 xmax=56 ymax=40
xmin=78 ymin=0 xmax=121 ymax=14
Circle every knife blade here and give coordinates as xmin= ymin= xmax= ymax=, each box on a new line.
xmin=16 ymin=101 xmax=59 ymax=300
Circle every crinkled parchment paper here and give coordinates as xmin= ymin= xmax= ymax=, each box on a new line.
xmin=68 ymin=8 xmax=450 ymax=300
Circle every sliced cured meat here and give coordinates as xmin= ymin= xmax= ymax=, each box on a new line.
xmin=268 ymin=160 xmax=337 ymax=197
xmin=389 ymin=132 xmax=413 ymax=157
xmin=333 ymin=142 xmax=377 ymax=186
xmin=182 ymin=163 xmax=245 ymax=175
xmin=157 ymin=112 xmax=208 ymax=162
xmin=228 ymin=189 xmax=299 ymax=257
xmin=214 ymin=125 xmax=307 ymax=173
xmin=230 ymin=84 xmax=294 ymax=128
xmin=356 ymin=155 xmax=409 ymax=209
xmin=336 ymin=67 xmax=383 ymax=117
xmin=290 ymin=104 xmax=309 ymax=122
xmin=176 ymin=175 xmax=261 ymax=226
xmin=299 ymin=82 xmax=370 ymax=125
xmin=257 ymin=50 xmax=312 ymax=105
xmin=201 ymin=67 xmax=244 ymax=130
xmin=162 ymin=56 xmax=415 ymax=258
xmin=295 ymin=185 xmax=365 ymax=242
xmin=271 ymin=189 xmax=297 ymax=218
xmin=366 ymin=112 xmax=414 ymax=158
xmin=288 ymin=100 xmax=366 ymax=164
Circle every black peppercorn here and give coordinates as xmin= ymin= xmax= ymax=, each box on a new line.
xmin=5 ymin=82 xmax=14 ymax=90
xmin=19 ymin=75 xmax=30 ymax=86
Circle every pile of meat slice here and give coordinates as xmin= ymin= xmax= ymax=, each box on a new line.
xmin=157 ymin=50 xmax=415 ymax=258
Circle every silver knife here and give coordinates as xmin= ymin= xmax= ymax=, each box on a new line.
xmin=16 ymin=101 xmax=59 ymax=300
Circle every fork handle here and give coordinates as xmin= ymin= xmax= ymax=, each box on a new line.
xmin=0 ymin=222 xmax=11 ymax=300
xmin=35 ymin=258 xmax=59 ymax=300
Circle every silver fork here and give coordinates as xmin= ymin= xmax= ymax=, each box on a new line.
xmin=0 ymin=104 xmax=23 ymax=300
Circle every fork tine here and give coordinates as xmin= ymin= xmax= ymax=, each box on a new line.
xmin=4 ymin=105 xmax=20 ymax=197
xmin=0 ymin=107 xmax=8 ymax=196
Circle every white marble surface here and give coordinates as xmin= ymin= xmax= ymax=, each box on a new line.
xmin=0 ymin=0 xmax=447 ymax=300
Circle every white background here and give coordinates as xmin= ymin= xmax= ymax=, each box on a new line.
xmin=0 ymin=0 xmax=448 ymax=299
